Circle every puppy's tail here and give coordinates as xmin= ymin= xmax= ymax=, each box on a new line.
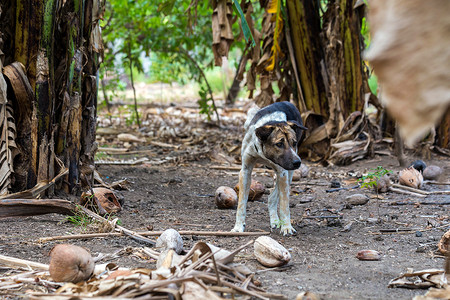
xmin=244 ymin=105 xmax=260 ymax=130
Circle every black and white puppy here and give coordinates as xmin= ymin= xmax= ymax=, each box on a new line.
xmin=231 ymin=101 xmax=307 ymax=235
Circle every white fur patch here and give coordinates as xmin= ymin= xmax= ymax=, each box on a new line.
xmin=252 ymin=111 xmax=287 ymax=129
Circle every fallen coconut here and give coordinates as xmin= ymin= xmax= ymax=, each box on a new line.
xmin=234 ymin=180 xmax=265 ymax=201
xmin=215 ymin=186 xmax=237 ymax=209
xmin=356 ymin=250 xmax=381 ymax=261
xmin=399 ymin=166 xmax=423 ymax=189
xmin=254 ymin=236 xmax=291 ymax=267
xmin=49 ymin=244 xmax=95 ymax=283
xmin=155 ymin=228 xmax=183 ymax=254
xmin=292 ymin=164 xmax=310 ymax=181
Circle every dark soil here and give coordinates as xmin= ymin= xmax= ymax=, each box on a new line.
xmin=0 ymin=102 xmax=449 ymax=299
xmin=1 ymin=153 xmax=449 ymax=299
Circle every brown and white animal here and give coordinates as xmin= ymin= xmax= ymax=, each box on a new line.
xmin=231 ymin=102 xmax=307 ymax=235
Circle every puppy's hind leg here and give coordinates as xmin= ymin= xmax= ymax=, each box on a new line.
xmin=231 ymin=163 xmax=254 ymax=232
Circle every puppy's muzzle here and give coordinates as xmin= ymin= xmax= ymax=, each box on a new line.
xmin=292 ymin=159 xmax=301 ymax=169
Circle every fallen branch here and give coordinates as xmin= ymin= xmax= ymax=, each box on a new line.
xmin=0 ymin=168 xmax=68 ymax=200
xmin=391 ymin=183 xmax=429 ymax=195
xmin=0 ymin=254 xmax=49 ymax=270
xmin=303 ymin=215 xmax=342 ymax=219
xmin=389 ymin=199 xmax=450 ymax=206
xmin=0 ymin=199 xmax=77 ymax=218
xmin=389 ymin=187 xmax=427 ymax=198
xmin=326 ymin=185 xmax=359 ymax=193
xmin=78 ymin=206 xmax=156 ymax=246
xmin=424 ymin=180 xmax=450 ymax=185
xmin=39 ymin=230 xmax=270 ymax=243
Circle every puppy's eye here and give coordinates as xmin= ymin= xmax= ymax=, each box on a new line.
xmin=276 ymin=142 xmax=284 ymax=148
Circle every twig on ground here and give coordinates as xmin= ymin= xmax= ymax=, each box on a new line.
xmin=391 ymin=183 xmax=429 ymax=195
xmin=389 ymin=200 xmax=450 ymax=206
xmin=0 ymin=254 xmax=49 ymax=270
xmin=424 ymin=180 xmax=450 ymax=185
xmin=38 ymin=230 xmax=270 ymax=243
xmin=388 ymin=187 xmax=427 ymax=197
xmin=78 ymin=206 xmax=156 ymax=246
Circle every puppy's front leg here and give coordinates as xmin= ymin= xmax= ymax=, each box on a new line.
xmin=231 ymin=162 xmax=254 ymax=232
xmin=278 ymin=170 xmax=296 ymax=235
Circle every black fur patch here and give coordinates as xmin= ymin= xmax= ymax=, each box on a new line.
xmin=250 ymin=102 xmax=303 ymax=126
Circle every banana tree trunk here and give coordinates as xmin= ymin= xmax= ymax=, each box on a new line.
xmin=0 ymin=0 xmax=102 ymax=195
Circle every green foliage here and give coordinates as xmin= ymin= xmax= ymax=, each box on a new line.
xmin=358 ymin=166 xmax=392 ymax=189
xmin=231 ymin=0 xmax=256 ymax=47
xmin=63 ymin=205 xmax=95 ymax=228
xmin=101 ymin=1 xmax=216 ymax=101
xmin=197 ymin=85 xmax=215 ymax=121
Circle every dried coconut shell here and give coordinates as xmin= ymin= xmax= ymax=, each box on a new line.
xmin=49 ymin=244 xmax=94 ymax=283
xmin=254 ymin=236 xmax=291 ymax=267
xmin=215 ymin=186 xmax=237 ymax=209
xmin=356 ymin=250 xmax=381 ymax=261
xmin=234 ymin=180 xmax=265 ymax=201
xmin=438 ymin=229 xmax=450 ymax=256
xmin=155 ymin=228 xmax=183 ymax=254
xmin=399 ymin=167 xmax=423 ymax=189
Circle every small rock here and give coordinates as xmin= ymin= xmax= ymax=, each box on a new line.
xmin=411 ymin=160 xmax=427 ymax=173
xmin=423 ymin=165 xmax=443 ymax=181
xmin=345 ymin=194 xmax=369 ymax=207
xmin=375 ymin=174 xmax=391 ymax=193
xmin=329 ymin=179 xmax=341 ymax=188
xmin=415 ymin=231 xmax=423 ymax=237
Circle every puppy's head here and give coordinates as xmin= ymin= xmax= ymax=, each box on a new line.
xmin=255 ymin=121 xmax=307 ymax=170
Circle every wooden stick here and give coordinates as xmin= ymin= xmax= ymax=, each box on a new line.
xmin=0 ymin=254 xmax=49 ymax=270
xmin=0 ymin=199 xmax=77 ymax=218
xmin=79 ymin=206 xmax=156 ymax=246
xmin=389 ymin=187 xmax=427 ymax=198
xmin=391 ymin=183 xmax=429 ymax=195
xmin=424 ymin=180 xmax=450 ymax=185
xmin=39 ymin=230 xmax=270 ymax=243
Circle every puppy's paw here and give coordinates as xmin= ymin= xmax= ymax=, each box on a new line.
xmin=231 ymin=224 xmax=245 ymax=233
xmin=280 ymin=225 xmax=297 ymax=236
xmin=270 ymin=219 xmax=281 ymax=229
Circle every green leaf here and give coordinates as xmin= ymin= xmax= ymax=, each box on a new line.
xmin=231 ymin=0 xmax=256 ymax=47
xmin=158 ymin=0 xmax=176 ymax=16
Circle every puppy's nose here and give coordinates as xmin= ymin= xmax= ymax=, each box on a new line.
xmin=293 ymin=160 xmax=301 ymax=169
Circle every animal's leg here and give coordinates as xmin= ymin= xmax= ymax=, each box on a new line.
xmin=278 ymin=170 xmax=296 ymax=235
xmin=268 ymin=183 xmax=280 ymax=229
xmin=231 ymin=163 xmax=254 ymax=232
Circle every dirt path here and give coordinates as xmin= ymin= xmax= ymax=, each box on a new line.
xmin=1 ymin=153 xmax=449 ymax=299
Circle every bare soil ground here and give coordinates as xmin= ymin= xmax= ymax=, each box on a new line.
xmin=1 ymin=103 xmax=449 ymax=300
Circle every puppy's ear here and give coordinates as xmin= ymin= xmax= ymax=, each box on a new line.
xmin=287 ymin=120 xmax=307 ymax=131
xmin=255 ymin=125 xmax=275 ymax=142
xmin=287 ymin=121 xmax=307 ymax=141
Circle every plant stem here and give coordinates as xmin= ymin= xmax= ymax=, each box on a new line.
xmin=127 ymin=40 xmax=141 ymax=128
xmin=179 ymin=47 xmax=220 ymax=125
